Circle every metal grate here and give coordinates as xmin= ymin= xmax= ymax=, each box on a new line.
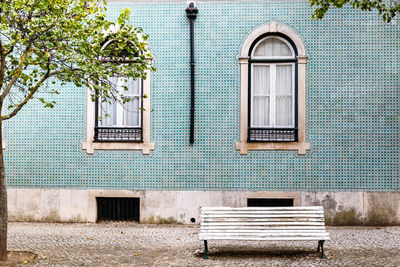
xmin=96 ymin=197 xmax=140 ymax=222
xmin=248 ymin=129 xmax=297 ymax=142
xmin=247 ymin=198 xmax=294 ymax=207
xmin=94 ymin=127 xmax=142 ymax=142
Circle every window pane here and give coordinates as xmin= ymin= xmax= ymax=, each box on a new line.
xmin=253 ymin=37 xmax=293 ymax=57
xmin=272 ymin=38 xmax=292 ymax=56
xmin=123 ymin=97 xmax=140 ymax=126
xmin=252 ymin=96 xmax=269 ymax=126
xmin=252 ymin=65 xmax=270 ymax=127
xmin=276 ymin=65 xmax=292 ymax=95
xmin=123 ymin=78 xmax=141 ymax=95
xmin=254 ymin=40 xmax=266 ymax=56
xmin=276 ymin=96 xmax=292 ymax=126
xmin=276 ymin=65 xmax=293 ymax=126
xmin=99 ymin=76 xmax=118 ymax=126
xmin=100 ymin=100 xmax=117 ymax=126
xmin=254 ymin=65 xmax=270 ymax=95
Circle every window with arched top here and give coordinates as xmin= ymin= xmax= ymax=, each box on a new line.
xmin=95 ymin=39 xmax=144 ymax=142
xmin=249 ymin=35 xmax=297 ymax=142
xmin=235 ymin=22 xmax=310 ymax=155
xmin=82 ymin=38 xmax=154 ymax=154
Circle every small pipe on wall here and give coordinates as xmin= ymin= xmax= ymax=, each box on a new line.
xmin=186 ymin=2 xmax=198 ymax=145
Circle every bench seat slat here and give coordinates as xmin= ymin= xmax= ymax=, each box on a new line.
xmin=199 ymin=237 xmax=330 ymax=241
xmin=199 ymin=234 xmax=330 ymax=238
xmin=202 ymin=211 xmax=324 ymax=215
xmin=202 ymin=222 xmax=325 ymax=226
xmin=203 ymin=221 xmax=324 ymax=224
xmin=200 ymin=232 xmax=329 ymax=236
xmin=203 ymin=218 xmax=325 ymax=222
xmin=201 ymin=213 xmax=324 ymax=218
xmin=201 ymin=207 xmax=323 ymax=211
xmin=200 ymin=229 xmax=328 ymax=233
xmin=201 ymin=220 xmax=325 ymax=222
xmin=199 ymin=236 xmax=330 ymax=241
xmin=201 ymin=226 xmax=327 ymax=230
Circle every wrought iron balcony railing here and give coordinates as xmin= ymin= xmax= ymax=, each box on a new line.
xmin=248 ymin=128 xmax=298 ymax=142
xmin=94 ymin=127 xmax=142 ymax=142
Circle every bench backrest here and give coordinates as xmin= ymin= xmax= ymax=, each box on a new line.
xmin=199 ymin=206 xmax=330 ymax=240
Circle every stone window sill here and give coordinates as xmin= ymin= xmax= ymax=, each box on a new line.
xmin=82 ymin=141 xmax=154 ymax=154
xmin=235 ymin=141 xmax=310 ymax=155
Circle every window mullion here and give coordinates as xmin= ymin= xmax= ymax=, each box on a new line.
xmin=270 ymin=64 xmax=276 ymax=127
xmin=250 ymin=64 xmax=255 ymax=127
xmin=292 ymin=63 xmax=295 ymax=128
xmin=117 ymin=78 xmax=124 ymax=127
xmin=139 ymin=80 xmax=142 ymax=128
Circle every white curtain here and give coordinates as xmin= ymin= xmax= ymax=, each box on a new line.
xmin=99 ymin=77 xmax=141 ymax=127
xmin=99 ymin=76 xmax=118 ymax=126
xmin=254 ymin=41 xmax=266 ymax=57
xmin=252 ymin=65 xmax=270 ymax=126
xmin=275 ymin=65 xmax=293 ymax=126
xmin=123 ymin=78 xmax=141 ymax=127
xmin=254 ymin=38 xmax=292 ymax=57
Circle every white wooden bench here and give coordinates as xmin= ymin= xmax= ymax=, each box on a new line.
xmin=198 ymin=206 xmax=330 ymax=259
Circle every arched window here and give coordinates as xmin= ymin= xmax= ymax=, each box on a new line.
xmin=235 ymin=22 xmax=310 ymax=155
xmin=83 ymin=38 xmax=154 ymax=154
xmin=249 ymin=35 xmax=297 ymax=141
xmin=95 ymin=39 xmax=143 ymax=142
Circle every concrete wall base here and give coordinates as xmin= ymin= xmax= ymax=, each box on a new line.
xmin=7 ymin=189 xmax=400 ymax=225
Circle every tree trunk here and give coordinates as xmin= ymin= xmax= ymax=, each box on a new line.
xmin=0 ymin=118 xmax=7 ymax=261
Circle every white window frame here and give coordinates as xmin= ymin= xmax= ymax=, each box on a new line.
xmin=235 ymin=21 xmax=310 ymax=155
xmin=82 ymin=60 xmax=154 ymax=155
xmin=250 ymin=62 xmax=295 ymax=128
xmin=99 ymin=77 xmax=142 ymax=128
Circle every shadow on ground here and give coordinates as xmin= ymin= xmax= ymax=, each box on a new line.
xmin=194 ymin=249 xmax=319 ymax=259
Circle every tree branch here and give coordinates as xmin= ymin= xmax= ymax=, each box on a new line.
xmin=0 ymin=43 xmax=32 ymax=101
xmin=1 ymin=64 xmax=51 ymax=121
xmin=0 ymin=40 xmax=5 ymax=95
xmin=4 ymin=45 xmax=14 ymax=57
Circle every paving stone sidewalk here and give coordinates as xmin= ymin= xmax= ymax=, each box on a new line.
xmin=6 ymin=222 xmax=400 ymax=266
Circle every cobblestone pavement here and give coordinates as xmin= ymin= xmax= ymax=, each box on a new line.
xmin=6 ymin=222 xmax=400 ymax=266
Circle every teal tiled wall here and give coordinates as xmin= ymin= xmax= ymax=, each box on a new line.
xmin=4 ymin=1 xmax=399 ymax=191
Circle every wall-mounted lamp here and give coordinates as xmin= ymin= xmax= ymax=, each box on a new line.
xmin=186 ymin=1 xmax=198 ymax=19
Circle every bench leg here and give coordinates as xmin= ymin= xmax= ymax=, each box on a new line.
xmin=318 ymin=240 xmax=325 ymax=259
xmin=203 ymin=240 xmax=208 ymax=259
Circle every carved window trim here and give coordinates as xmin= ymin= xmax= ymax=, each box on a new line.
xmin=235 ymin=22 xmax=310 ymax=155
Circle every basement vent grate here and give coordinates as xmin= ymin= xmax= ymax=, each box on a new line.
xmin=247 ymin=198 xmax=294 ymax=207
xmin=96 ymin=197 xmax=140 ymax=222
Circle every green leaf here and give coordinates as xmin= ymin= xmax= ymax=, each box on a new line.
xmin=0 ymin=0 xmax=154 ymax=120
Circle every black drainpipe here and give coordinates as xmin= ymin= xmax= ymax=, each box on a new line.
xmin=186 ymin=2 xmax=198 ymax=145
